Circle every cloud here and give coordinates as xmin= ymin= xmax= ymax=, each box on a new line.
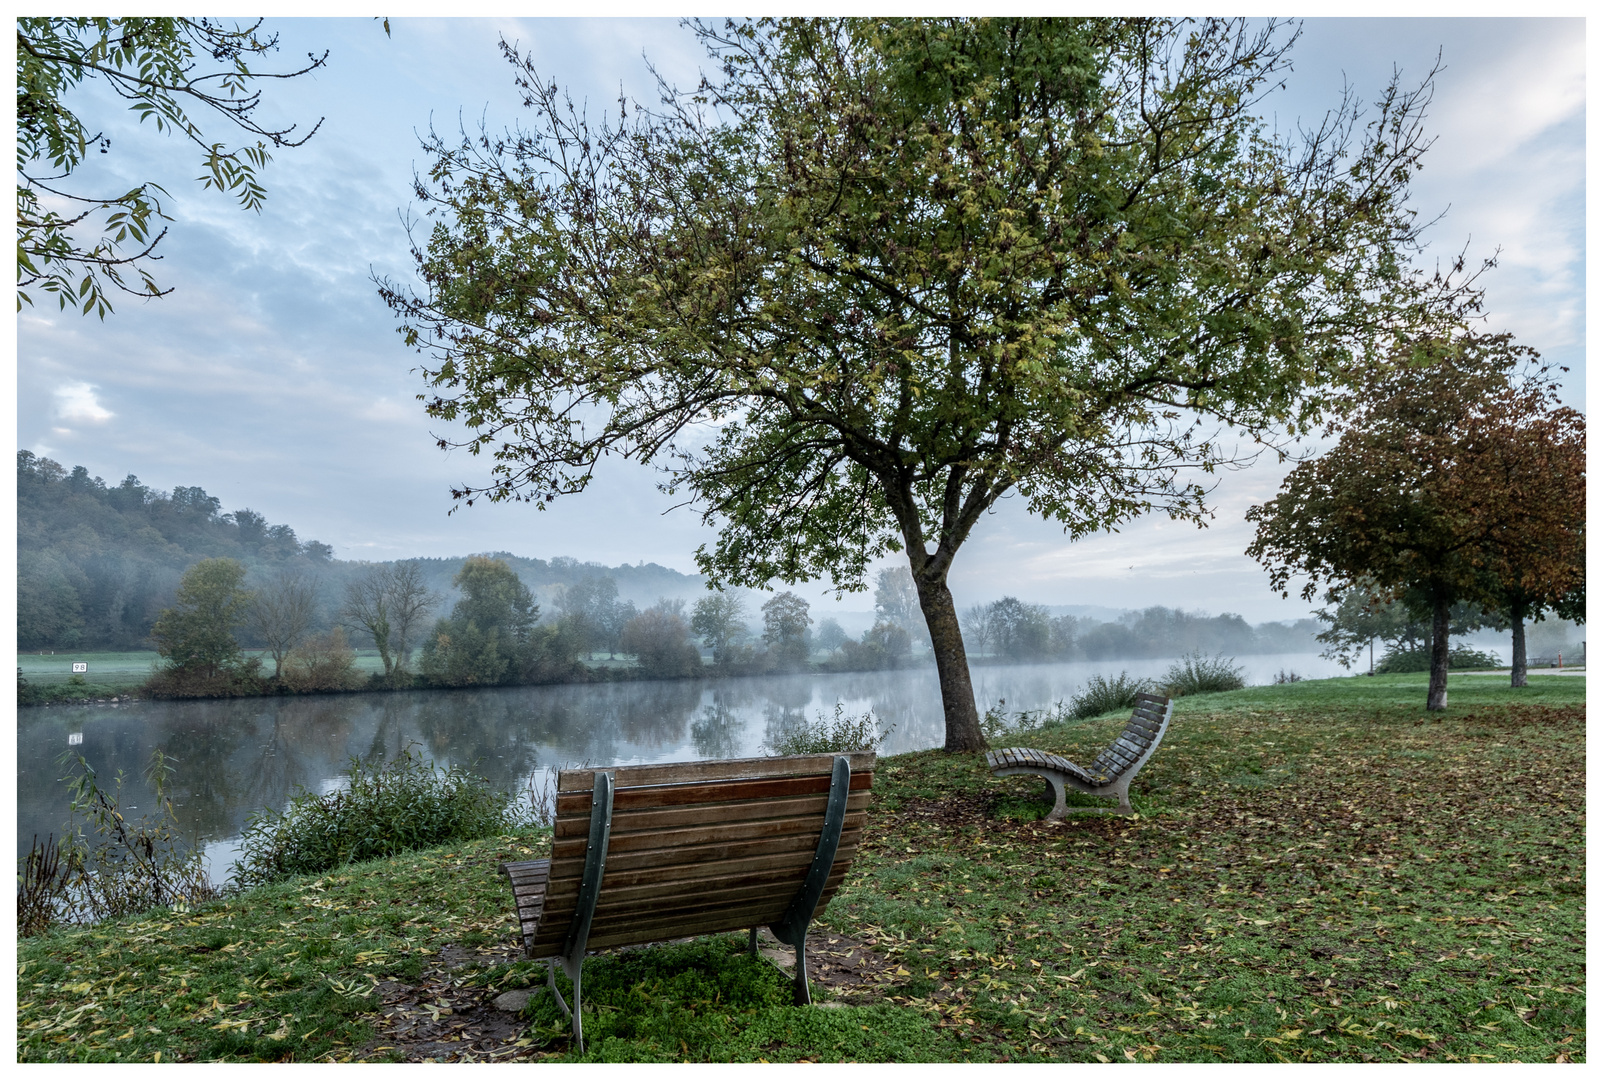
xmin=53 ymin=382 xmax=114 ymax=424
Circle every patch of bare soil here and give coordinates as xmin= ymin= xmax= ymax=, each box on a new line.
xmin=361 ymin=925 xmax=904 ymax=1060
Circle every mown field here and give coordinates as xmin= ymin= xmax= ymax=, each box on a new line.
xmin=17 ymin=673 xmax=1584 ymax=1062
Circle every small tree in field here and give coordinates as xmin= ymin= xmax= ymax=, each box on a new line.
xmin=1248 ymin=333 xmax=1578 ymax=709
xmin=151 ymin=557 xmax=252 ymax=678
xmin=762 ymin=591 xmax=813 ymax=671
xmin=691 ymin=592 xmax=750 ymax=667
xmin=383 ymin=17 xmax=1452 ymax=750
xmin=620 ymin=601 xmax=704 ymax=678
xmin=249 ymin=569 xmax=317 ymax=677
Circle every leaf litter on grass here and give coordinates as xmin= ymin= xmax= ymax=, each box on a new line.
xmin=18 ymin=683 xmax=1584 ymax=1062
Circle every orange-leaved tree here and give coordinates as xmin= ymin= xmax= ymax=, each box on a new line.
xmin=1247 ymin=332 xmax=1580 ymax=710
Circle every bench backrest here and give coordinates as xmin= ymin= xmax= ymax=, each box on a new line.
xmin=1089 ymin=692 xmax=1172 ymax=781
xmin=527 ymin=751 xmax=875 ymax=959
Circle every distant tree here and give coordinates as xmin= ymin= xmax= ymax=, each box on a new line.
xmin=301 ymin=540 xmax=334 ymax=562
xmin=1248 ymin=333 xmax=1559 ymax=710
xmin=961 ymin=604 xmax=995 ymax=659
xmin=280 ymin=626 xmax=361 ymax=693
xmin=1047 ymin=614 xmax=1080 ymax=659
xmin=341 ymin=569 xmax=395 ymax=678
xmin=620 ymin=600 xmax=704 ymax=678
xmin=419 ymin=556 xmax=541 ymax=687
xmin=17 ymin=551 xmax=85 ymax=648
xmin=1455 ymin=390 xmax=1585 ymax=687
xmin=874 ymin=566 xmax=926 ymax=650
xmin=386 ymin=561 xmax=443 ymax=675
xmin=16 ymin=17 xmax=330 ymax=316
xmin=150 ymin=557 xmax=252 ymax=678
xmin=231 ymin=508 xmax=269 ymax=551
xmin=691 ymin=592 xmax=750 ymax=667
xmin=249 ymin=569 xmax=317 ymax=677
xmin=814 ymin=617 xmax=849 ymax=653
xmin=862 ymin=621 xmax=911 ymax=663
xmin=988 ymin=597 xmax=1052 ymax=661
xmin=762 ymin=592 xmax=813 ymax=671
xmin=385 ymin=17 xmax=1453 ymax=752
xmin=1314 ymin=584 xmax=1487 ymax=673
xmin=340 ymin=560 xmax=444 ymax=682
xmin=557 ymin=575 xmax=624 ymax=658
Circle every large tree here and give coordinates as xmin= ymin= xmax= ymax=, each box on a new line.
xmin=383 ymin=17 xmax=1446 ymax=751
xmin=16 ymin=18 xmax=334 ymax=316
xmin=1247 ymin=332 xmax=1575 ymax=709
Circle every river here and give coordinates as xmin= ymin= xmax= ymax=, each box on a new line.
xmin=17 ymin=652 xmax=1345 ymax=882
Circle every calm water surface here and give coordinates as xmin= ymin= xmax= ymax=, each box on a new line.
xmin=17 ymin=653 xmax=1343 ymax=881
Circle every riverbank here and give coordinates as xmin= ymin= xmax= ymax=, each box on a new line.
xmin=18 ymin=674 xmax=1584 ymax=1062
xmin=16 ymin=647 xmax=929 ymax=708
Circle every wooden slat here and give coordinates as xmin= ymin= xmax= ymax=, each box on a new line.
xmin=551 ymin=809 xmax=869 ymax=868
xmin=554 ymin=790 xmax=872 ymax=840
xmin=551 ymin=827 xmax=834 ymax=880
xmin=558 ymin=752 xmax=877 ymax=792
xmin=556 ymin=771 xmax=872 ymax=817
xmin=543 ymin=828 xmax=864 ymax=898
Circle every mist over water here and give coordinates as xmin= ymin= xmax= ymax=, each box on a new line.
xmin=18 ymin=653 xmax=1346 ymax=882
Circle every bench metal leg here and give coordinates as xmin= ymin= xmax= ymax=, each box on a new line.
xmin=769 ymin=755 xmax=851 ymax=1007
xmin=1042 ymin=774 xmax=1068 ymax=821
xmin=792 ymin=939 xmax=811 ymax=1005
xmin=548 ymin=959 xmax=572 ymax=1020
xmin=749 ymin=927 xmax=759 ymax=957
xmin=554 ymin=769 xmax=614 ymax=1054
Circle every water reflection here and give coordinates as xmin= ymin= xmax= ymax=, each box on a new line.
xmin=17 ymin=653 xmax=1342 ymax=880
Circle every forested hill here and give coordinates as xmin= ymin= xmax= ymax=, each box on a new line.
xmin=18 ymin=451 xmax=334 ymax=648
xmin=16 ymin=450 xmax=707 ymax=650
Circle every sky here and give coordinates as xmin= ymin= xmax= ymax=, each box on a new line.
xmin=11 ymin=16 xmax=1587 ymax=623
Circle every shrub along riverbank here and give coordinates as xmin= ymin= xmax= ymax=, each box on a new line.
xmin=17 ymin=673 xmax=1584 ymax=1063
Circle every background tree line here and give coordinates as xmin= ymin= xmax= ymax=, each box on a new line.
xmin=16 ymin=449 xmax=709 ymax=654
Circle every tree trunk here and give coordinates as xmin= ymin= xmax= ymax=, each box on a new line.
xmin=1509 ymin=596 xmax=1528 ymax=689
xmin=1427 ymin=592 xmax=1450 ymax=711
xmin=913 ymin=574 xmax=986 ymax=752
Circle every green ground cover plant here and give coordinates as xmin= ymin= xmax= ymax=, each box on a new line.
xmin=17 ymin=673 xmax=1583 ymax=1062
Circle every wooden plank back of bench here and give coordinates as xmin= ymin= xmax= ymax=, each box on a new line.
xmin=1089 ymin=692 xmax=1170 ymax=781
xmin=525 ymin=752 xmax=875 ymax=958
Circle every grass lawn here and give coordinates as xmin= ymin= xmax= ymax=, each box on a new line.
xmin=17 ymin=673 xmax=1584 ymax=1062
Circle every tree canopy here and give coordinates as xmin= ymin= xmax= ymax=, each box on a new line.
xmin=384 ymin=17 xmax=1449 ymax=750
xmin=16 ymin=17 xmax=330 ymax=316
xmin=1248 ymin=332 xmax=1582 ymax=707
xmin=150 ymin=557 xmax=253 ymax=679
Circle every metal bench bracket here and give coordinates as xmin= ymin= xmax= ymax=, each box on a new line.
xmin=550 ymin=769 xmax=613 ymax=1053
xmin=767 ymin=754 xmax=850 ymax=1004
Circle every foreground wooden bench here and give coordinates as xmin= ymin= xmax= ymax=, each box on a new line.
xmin=987 ymin=692 xmax=1173 ymax=818
xmin=501 ymin=752 xmax=875 ymax=1050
